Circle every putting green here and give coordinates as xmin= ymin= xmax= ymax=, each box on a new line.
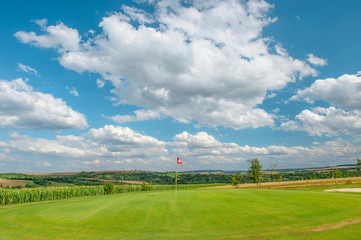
xmin=0 ymin=188 xmax=361 ymax=239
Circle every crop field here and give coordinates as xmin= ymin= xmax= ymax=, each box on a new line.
xmin=1 ymin=188 xmax=361 ymax=240
xmin=0 ymin=179 xmax=28 ymax=187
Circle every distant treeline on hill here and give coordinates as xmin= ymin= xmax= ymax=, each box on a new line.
xmin=1 ymin=164 xmax=361 ymax=188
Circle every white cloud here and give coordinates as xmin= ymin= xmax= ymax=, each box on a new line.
xmin=17 ymin=63 xmax=39 ymax=76
xmin=0 ymin=125 xmax=170 ymax=170
xmin=0 ymin=78 xmax=88 ymax=130
xmin=280 ymin=107 xmax=361 ymax=136
xmin=292 ymin=73 xmax=361 ymax=110
xmin=106 ymin=109 xmax=161 ymax=123
xmin=172 ymin=131 xmax=361 ymax=168
xmin=69 ymin=87 xmax=79 ymax=96
xmin=1 ymin=128 xmax=361 ymax=171
xmin=17 ymin=0 xmax=318 ymax=130
xmin=307 ymin=53 xmax=327 ymax=66
xmin=3 ymin=133 xmax=91 ymax=158
xmin=174 ymin=131 xmax=222 ymax=148
xmin=96 ymin=78 xmax=105 ymax=88
xmin=87 ymin=125 xmax=166 ymax=153
xmin=35 ymin=161 xmax=52 ymax=167
xmin=84 ymin=159 xmax=101 ymax=165
xmin=121 ymin=5 xmax=154 ymax=24
xmin=15 ymin=21 xmax=81 ymax=52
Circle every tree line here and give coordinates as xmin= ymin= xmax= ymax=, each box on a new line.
xmin=1 ymin=158 xmax=361 ymax=188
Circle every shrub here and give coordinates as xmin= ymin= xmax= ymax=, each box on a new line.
xmin=231 ymin=173 xmax=242 ymax=187
xmin=141 ymin=181 xmax=152 ymax=191
xmin=103 ymin=182 xmax=114 ymax=194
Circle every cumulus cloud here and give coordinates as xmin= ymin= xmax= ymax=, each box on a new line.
xmin=0 ymin=125 xmax=167 ymax=160
xmin=172 ymin=131 xmax=305 ymax=163
xmin=0 ymin=78 xmax=88 ymax=130
xmin=291 ymin=73 xmax=361 ymax=110
xmin=87 ymin=125 xmax=167 ymax=155
xmin=14 ymin=19 xmax=81 ymax=52
xmin=172 ymin=131 xmax=361 ymax=168
xmin=286 ymin=72 xmax=361 ymax=136
xmin=3 ymin=133 xmax=91 ymax=158
xmin=16 ymin=0 xmax=318 ymax=130
xmin=280 ymin=107 xmax=361 ymax=136
xmin=0 ymin=125 xmax=170 ymax=171
xmin=1 ymin=128 xmax=360 ymax=171
xmin=306 ymin=54 xmax=327 ymax=66
xmin=106 ymin=109 xmax=161 ymax=123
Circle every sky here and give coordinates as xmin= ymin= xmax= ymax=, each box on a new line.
xmin=1 ymin=0 xmax=361 ymax=173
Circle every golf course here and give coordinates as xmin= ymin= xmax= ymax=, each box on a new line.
xmin=1 ymin=188 xmax=361 ymax=239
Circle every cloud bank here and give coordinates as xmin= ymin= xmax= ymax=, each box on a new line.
xmin=1 ymin=128 xmax=360 ymax=172
xmin=0 ymin=78 xmax=88 ymax=130
xmin=15 ymin=0 xmax=318 ymax=129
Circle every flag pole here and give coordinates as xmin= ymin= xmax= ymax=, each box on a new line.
xmin=175 ymin=162 xmax=178 ymax=197
xmin=175 ymin=157 xmax=182 ymax=197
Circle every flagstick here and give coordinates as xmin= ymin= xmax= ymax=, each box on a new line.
xmin=175 ymin=163 xmax=178 ymax=197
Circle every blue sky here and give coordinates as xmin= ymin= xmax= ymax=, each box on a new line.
xmin=1 ymin=0 xmax=361 ymax=173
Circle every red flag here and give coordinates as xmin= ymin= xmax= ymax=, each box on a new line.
xmin=177 ymin=157 xmax=183 ymax=164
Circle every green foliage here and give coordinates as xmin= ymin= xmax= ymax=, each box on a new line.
xmin=0 ymin=186 xmax=105 ymax=205
xmin=357 ymin=159 xmax=361 ymax=171
xmin=231 ymin=173 xmax=242 ymax=187
xmin=140 ymin=181 xmax=152 ymax=191
xmin=33 ymin=178 xmax=51 ymax=186
xmin=332 ymin=168 xmax=343 ymax=184
xmin=247 ymin=158 xmax=262 ymax=186
xmin=268 ymin=163 xmax=278 ymax=181
xmin=103 ymin=182 xmax=115 ymax=194
xmin=332 ymin=168 xmax=343 ymax=178
xmin=0 ymin=183 xmax=221 ymax=205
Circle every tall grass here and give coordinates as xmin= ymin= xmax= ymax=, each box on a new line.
xmin=0 ymin=183 xmax=221 ymax=205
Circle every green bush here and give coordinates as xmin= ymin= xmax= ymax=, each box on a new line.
xmin=141 ymin=181 xmax=152 ymax=191
xmin=103 ymin=182 xmax=114 ymax=194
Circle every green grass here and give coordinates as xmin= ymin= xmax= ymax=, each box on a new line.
xmin=0 ymin=188 xmax=361 ymax=239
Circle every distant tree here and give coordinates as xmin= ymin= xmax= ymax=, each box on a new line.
xmin=231 ymin=173 xmax=242 ymax=187
xmin=103 ymin=182 xmax=114 ymax=194
xmin=357 ymin=159 xmax=361 ymax=171
xmin=268 ymin=163 xmax=278 ymax=181
xmin=332 ymin=168 xmax=343 ymax=185
xmin=248 ymin=158 xmax=262 ymax=188
xmin=141 ymin=181 xmax=152 ymax=191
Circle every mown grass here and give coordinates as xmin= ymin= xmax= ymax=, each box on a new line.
xmin=1 ymin=188 xmax=361 ymax=239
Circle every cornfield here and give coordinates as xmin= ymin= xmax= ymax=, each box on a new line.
xmin=0 ymin=183 xmax=220 ymax=205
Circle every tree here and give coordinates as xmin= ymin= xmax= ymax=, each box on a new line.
xmin=268 ymin=163 xmax=278 ymax=182
xmin=231 ymin=173 xmax=242 ymax=187
xmin=248 ymin=158 xmax=262 ymax=188
xmin=141 ymin=181 xmax=152 ymax=191
xmin=357 ymin=159 xmax=361 ymax=171
xmin=103 ymin=182 xmax=114 ymax=194
xmin=332 ymin=168 xmax=342 ymax=185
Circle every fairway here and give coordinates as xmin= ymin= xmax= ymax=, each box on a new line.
xmin=1 ymin=189 xmax=361 ymax=240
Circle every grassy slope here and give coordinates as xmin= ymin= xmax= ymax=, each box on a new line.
xmin=0 ymin=189 xmax=361 ymax=240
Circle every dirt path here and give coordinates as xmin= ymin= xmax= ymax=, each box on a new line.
xmin=308 ymin=217 xmax=361 ymax=232
xmin=207 ymin=177 xmax=361 ymax=189
xmin=324 ymin=188 xmax=361 ymax=192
